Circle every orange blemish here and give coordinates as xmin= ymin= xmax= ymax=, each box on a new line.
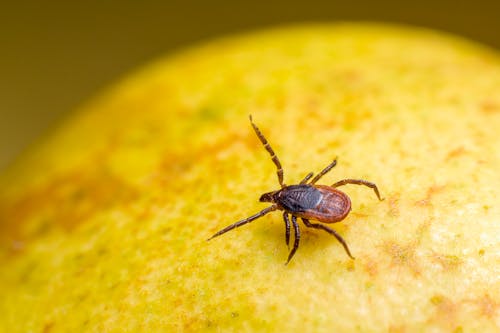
xmin=382 ymin=240 xmax=420 ymax=275
xmin=155 ymin=129 xmax=250 ymax=188
xmin=388 ymin=325 xmax=407 ymax=333
xmin=387 ymin=193 xmax=400 ymax=217
xmin=445 ymin=146 xmax=467 ymax=160
xmin=42 ymin=322 xmax=55 ymax=333
xmin=351 ymin=212 xmax=369 ymax=218
xmin=480 ymin=100 xmax=500 ymax=114
xmin=362 ymin=256 xmax=379 ymax=277
xmin=429 ymin=252 xmax=462 ymax=271
xmin=473 ymin=294 xmax=500 ymax=320
xmin=415 ymin=185 xmax=445 ymax=206
xmin=428 ymin=294 xmax=461 ymax=330
xmin=0 ymin=167 xmax=137 ymax=248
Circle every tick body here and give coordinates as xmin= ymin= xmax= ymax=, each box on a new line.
xmin=263 ymin=184 xmax=351 ymax=223
xmin=208 ymin=116 xmax=383 ymax=264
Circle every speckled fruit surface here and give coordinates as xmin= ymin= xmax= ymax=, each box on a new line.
xmin=1 ymin=24 xmax=499 ymax=332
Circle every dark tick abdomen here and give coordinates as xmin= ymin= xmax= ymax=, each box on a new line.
xmin=277 ymin=185 xmax=322 ymax=212
xmin=295 ymin=185 xmax=352 ymax=223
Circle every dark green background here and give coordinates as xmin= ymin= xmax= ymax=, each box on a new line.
xmin=1 ymin=1 xmax=499 ymax=170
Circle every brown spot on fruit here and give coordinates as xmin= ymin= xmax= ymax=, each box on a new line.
xmin=383 ymin=240 xmax=420 ymax=275
xmin=0 ymin=167 xmax=137 ymax=246
xmin=387 ymin=194 xmax=400 ymax=217
xmin=474 ymin=293 xmax=500 ymax=320
xmin=480 ymin=100 xmax=500 ymax=114
xmin=362 ymin=256 xmax=379 ymax=277
xmin=428 ymin=294 xmax=461 ymax=331
xmin=42 ymin=322 xmax=55 ymax=333
xmin=388 ymin=325 xmax=407 ymax=333
xmin=415 ymin=185 xmax=445 ymax=207
xmin=445 ymin=146 xmax=467 ymax=160
xmin=429 ymin=252 xmax=462 ymax=271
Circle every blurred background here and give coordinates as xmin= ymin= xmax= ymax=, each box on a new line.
xmin=1 ymin=0 xmax=499 ymax=171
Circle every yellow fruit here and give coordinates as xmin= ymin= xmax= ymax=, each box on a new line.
xmin=1 ymin=23 xmax=500 ymax=332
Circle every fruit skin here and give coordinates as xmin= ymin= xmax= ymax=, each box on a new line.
xmin=1 ymin=23 xmax=500 ymax=332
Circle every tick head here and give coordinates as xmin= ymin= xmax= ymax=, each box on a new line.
xmin=259 ymin=190 xmax=278 ymax=203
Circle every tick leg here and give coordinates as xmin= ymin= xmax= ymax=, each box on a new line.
xmin=331 ymin=179 xmax=383 ymax=201
xmin=207 ymin=205 xmax=277 ymax=240
xmin=309 ymin=159 xmax=337 ymax=185
xmin=283 ymin=212 xmax=291 ymax=248
xmin=300 ymin=172 xmax=314 ymax=184
xmin=286 ymin=216 xmax=301 ymax=265
xmin=249 ymin=115 xmax=285 ymax=188
xmin=302 ymin=218 xmax=354 ymax=259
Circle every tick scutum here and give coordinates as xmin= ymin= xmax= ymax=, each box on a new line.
xmin=276 ymin=185 xmax=322 ymax=213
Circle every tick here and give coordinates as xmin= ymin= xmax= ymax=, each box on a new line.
xmin=208 ymin=116 xmax=383 ymax=264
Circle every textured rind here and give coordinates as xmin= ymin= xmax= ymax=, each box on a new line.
xmin=1 ymin=23 xmax=500 ymax=332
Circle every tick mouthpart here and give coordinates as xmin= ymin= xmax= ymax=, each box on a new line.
xmin=259 ymin=191 xmax=276 ymax=203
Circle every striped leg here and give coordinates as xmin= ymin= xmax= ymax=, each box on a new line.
xmin=249 ymin=115 xmax=285 ymax=187
xmin=286 ymin=215 xmax=301 ymax=265
xmin=332 ymin=179 xmax=383 ymax=201
xmin=302 ymin=218 xmax=354 ymax=259
xmin=309 ymin=159 xmax=337 ymax=184
xmin=300 ymin=172 xmax=314 ymax=184
xmin=208 ymin=205 xmax=277 ymax=240
xmin=283 ymin=212 xmax=291 ymax=248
